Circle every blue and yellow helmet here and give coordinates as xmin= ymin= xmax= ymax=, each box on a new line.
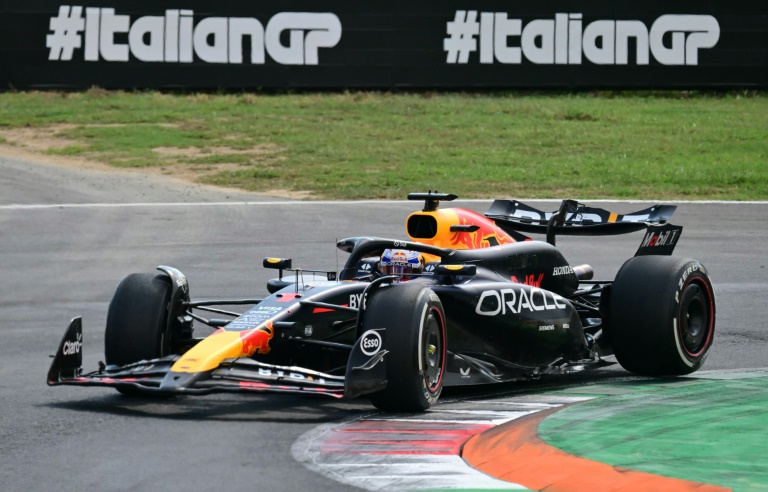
xmin=380 ymin=249 xmax=424 ymax=277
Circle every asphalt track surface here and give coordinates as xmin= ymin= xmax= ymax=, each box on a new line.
xmin=1 ymin=156 xmax=767 ymax=491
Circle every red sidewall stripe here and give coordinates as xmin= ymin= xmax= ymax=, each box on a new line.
xmin=679 ymin=276 xmax=715 ymax=358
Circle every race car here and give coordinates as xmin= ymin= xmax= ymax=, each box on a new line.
xmin=48 ymin=192 xmax=716 ymax=412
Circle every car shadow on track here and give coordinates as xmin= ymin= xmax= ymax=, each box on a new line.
xmin=43 ymin=367 xmax=647 ymax=423
xmin=44 ymin=392 xmax=376 ymax=423
xmin=440 ymin=366 xmax=653 ymax=401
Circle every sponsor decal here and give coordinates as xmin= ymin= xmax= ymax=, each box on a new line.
xmin=389 ymin=261 xmax=410 ymax=267
xmin=640 ymin=229 xmax=680 ymax=249
xmin=266 ymin=258 xmax=281 ymax=264
xmin=511 ymin=273 xmax=544 ymax=287
xmin=552 ymin=266 xmax=574 ymax=276
xmin=304 ymin=325 xmax=313 ymax=337
xmin=475 ymin=288 xmax=567 ymax=316
xmin=539 ymin=325 xmax=555 ymax=331
xmin=381 ymin=249 xmax=422 ymax=272
xmin=227 ymin=305 xmax=284 ymax=330
xmin=360 ymin=330 xmax=382 ymax=356
xmin=460 ymin=367 xmax=471 ymax=378
xmin=392 ymin=250 xmax=408 ymax=264
xmin=424 ymin=264 xmax=436 ymax=274
xmin=63 ymin=332 xmax=82 ymax=355
xmin=635 ymin=224 xmax=684 ymax=257
xmin=349 ymin=292 xmax=367 ymax=310
xmin=46 ymin=6 xmax=341 ymax=65
xmin=450 ymin=212 xmax=513 ymax=250
xmin=676 ymin=264 xmax=703 ymax=302
xmin=257 ymin=367 xmax=326 ymax=384
xmin=257 ymin=306 xmax=283 ymax=314
xmin=240 ymin=322 xmax=274 ymax=356
xmin=445 ymin=11 xmax=719 ymax=66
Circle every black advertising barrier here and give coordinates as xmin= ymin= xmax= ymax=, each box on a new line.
xmin=1 ymin=1 xmax=766 ymax=90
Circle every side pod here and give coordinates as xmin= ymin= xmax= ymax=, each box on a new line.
xmin=47 ymin=317 xmax=83 ymax=385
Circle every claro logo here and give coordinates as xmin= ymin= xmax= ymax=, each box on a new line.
xmin=46 ymin=6 xmax=341 ymax=65
xmin=445 ymin=12 xmax=720 ymax=66
xmin=62 ymin=333 xmax=82 ymax=355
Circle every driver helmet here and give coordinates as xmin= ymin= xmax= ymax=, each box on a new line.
xmin=380 ymin=249 xmax=424 ymax=277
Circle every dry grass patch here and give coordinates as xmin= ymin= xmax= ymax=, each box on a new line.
xmin=152 ymin=143 xmax=283 ymax=158
xmin=0 ymin=124 xmax=288 ymax=193
xmin=0 ymin=124 xmax=81 ymax=152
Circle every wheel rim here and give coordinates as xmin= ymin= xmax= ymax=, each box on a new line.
xmin=678 ymin=278 xmax=714 ymax=357
xmin=422 ymin=307 xmax=445 ymax=394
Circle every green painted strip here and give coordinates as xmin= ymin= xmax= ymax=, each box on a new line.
xmin=538 ymin=374 xmax=768 ymax=491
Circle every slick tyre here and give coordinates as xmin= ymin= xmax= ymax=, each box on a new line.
xmin=105 ymin=273 xmax=171 ymax=368
xmin=609 ymin=256 xmax=715 ymax=376
xmin=366 ymin=284 xmax=447 ymax=412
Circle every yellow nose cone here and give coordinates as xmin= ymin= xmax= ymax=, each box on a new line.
xmin=170 ymin=323 xmax=275 ymax=373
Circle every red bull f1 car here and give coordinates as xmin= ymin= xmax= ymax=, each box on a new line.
xmin=48 ymin=193 xmax=716 ymax=412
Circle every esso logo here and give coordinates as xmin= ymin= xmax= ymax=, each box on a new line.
xmin=360 ymin=330 xmax=382 ymax=356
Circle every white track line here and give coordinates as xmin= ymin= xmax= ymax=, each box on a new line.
xmin=2 ymin=199 xmax=767 ymax=210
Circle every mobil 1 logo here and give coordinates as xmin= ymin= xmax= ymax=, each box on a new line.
xmin=635 ymin=224 xmax=683 ymax=256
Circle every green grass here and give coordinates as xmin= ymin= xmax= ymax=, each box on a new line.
xmin=0 ymin=90 xmax=766 ymax=200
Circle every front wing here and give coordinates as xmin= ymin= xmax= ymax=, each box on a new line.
xmin=47 ymin=318 xmax=386 ymax=399
xmin=51 ymin=357 xmax=347 ymax=398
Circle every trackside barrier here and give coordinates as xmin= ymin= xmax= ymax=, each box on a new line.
xmin=0 ymin=1 xmax=765 ymax=90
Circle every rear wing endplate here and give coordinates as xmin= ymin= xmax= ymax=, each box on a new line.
xmin=634 ymin=223 xmax=683 ymax=256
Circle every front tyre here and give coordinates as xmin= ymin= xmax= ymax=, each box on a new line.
xmin=609 ymin=256 xmax=716 ymax=375
xmin=105 ymin=273 xmax=172 ymax=366
xmin=366 ymin=284 xmax=446 ymax=412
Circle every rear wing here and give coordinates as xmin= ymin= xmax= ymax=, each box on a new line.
xmin=485 ymin=199 xmax=682 ymax=255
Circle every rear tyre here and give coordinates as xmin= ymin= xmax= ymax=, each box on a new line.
xmin=366 ymin=284 xmax=446 ymax=412
xmin=608 ymin=256 xmax=715 ymax=375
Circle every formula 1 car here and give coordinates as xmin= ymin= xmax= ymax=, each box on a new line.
xmin=48 ymin=192 xmax=716 ymax=412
